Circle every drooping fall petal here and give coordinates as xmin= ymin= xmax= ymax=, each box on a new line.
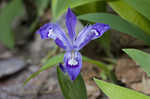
xmin=91 ymin=23 xmax=110 ymax=40
xmin=75 ymin=23 xmax=110 ymax=50
xmin=36 ymin=23 xmax=72 ymax=51
xmin=64 ymin=51 xmax=82 ymax=80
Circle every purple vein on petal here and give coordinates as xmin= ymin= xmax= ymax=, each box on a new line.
xmin=36 ymin=23 xmax=73 ymax=51
xmin=74 ymin=25 xmax=93 ymax=50
xmin=75 ymin=23 xmax=110 ymax=50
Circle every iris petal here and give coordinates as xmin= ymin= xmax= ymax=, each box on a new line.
xmin=75 ymin=23 xmax=110 ymax=50
xmin=36 ymin=23 xmax=72 ymax=51
xmin=36 ymin=23 xmax=54 ymax=39
xmin=64 ymin=51 xmax=82 ymax=80
xmin=59 ymin=63 xmax=66 ymax=73
xmin=65 ymin=8 xmax=77 ymax=40
xmin=91 ymin=23 xmax=110 ymax=40
xmin=74 ymin=25 xmax=93 ymax=50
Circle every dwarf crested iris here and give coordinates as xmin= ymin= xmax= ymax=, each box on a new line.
xmin=36 ymin=8 xmax=110 ymax=80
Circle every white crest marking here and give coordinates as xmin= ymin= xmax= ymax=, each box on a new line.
xmin=48 ymin=29 xmax=53 ymax=37
xmin=91 ymin=29 xmax=99 ymax=36
xmin=68 ymin=58 xmax=78 ymax=66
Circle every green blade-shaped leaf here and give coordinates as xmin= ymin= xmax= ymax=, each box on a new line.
xmin=83 ymin=56 xmax=108 ymax=72
xmin=123 ymin=0 xmax=150 ymax=21
xmin=51 ymin=0 xmax=100 ymax=21
xmin=0 ymin=0 xmax=24 ymax=48
xmin=24 ymin=53 xmax=114 ymax=85
xmin=78 ymin=13 xmax=150 ymax=45
xmin=36 ymin=0 xmax=50 ymax=16
xmin=108 ymin=0 xmax=150 ymax=35
xmin=98 ymin=31 xmax=111 ymax=57
xmin=123 ymin=49 xmax=150 ymax=76
xmin=94 ymin=78 xmax=150 ymax=99
xmin=29 ymin=0 xmax=50 ymax=32
xmin=57 ymin=66 xmax=87 ymax=99
xmin=74 ymin=1 xmax=111 ymax=56
xmin=74 ymin=1 xmax=107 ymax=15
xmin=83 ymin=56 xmax=117 ymax=83
xmin=24 ymin=53 xmax=64 ymax=85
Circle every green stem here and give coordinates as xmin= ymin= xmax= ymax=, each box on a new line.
xmin=82 ymin=56 xmax=117 ymax=83
xmin=41 ymin=45 xmax=58 ymax=63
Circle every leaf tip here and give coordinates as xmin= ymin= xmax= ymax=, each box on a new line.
xmin=93 ymin=78 xmax=100 ymax=84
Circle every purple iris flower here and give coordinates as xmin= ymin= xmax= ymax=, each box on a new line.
xmin=36 ymin=8 xmax=110 ymax=80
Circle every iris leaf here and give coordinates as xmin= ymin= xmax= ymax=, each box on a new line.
xmin=108 ymin=0 xmax=150 ymax=35
xmin=123 ymin=49 xmax=150 ymax=76
xmin=0 ymin=0 xmax=24 ymax=48
xmin=83 ymin=56 xmax=117 ymax=83
xmin=94 ymin=78 xmax=150 ymax=99
xmin=74 ymin=1 xmax=111 ymax=56
xmin=78 ymin=13 xmax=150 ymax=45
xmin=24 ymin=53 xmax=115 ymax=85
xmin=83 ymin=56 xmax=108 ymax=72
xmin=24 ymin=53 xmax=64 ymax=85
xmin=29 ymin=0 xmax=50 ymax=33
xmin=123 ymin=0 xmax=150 ymax=21
xmin=51 ymin=0 xmax=100 ymax=22
xmin=57 ymin=66 xmax=87 ymax=99
xmin=74 ymin=1 xmax=106 ymax=15
xmin=35 ymin=0 xmax=50 ymax=16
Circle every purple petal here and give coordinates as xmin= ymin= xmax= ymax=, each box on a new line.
xmin=55 ymin=38 xmax=67 ymax=49
xmin=36 ymin=23 xmax=72 ymax=51
xmin=65 ymin=8 xmax=77 ymax=40
xmin=75 ymin=23 xmax=110 ymax=50
xmin=64 ymin=51 xmax=82 ymax=80
xmin=36 ymin=23 xmax=54 ymax=39
xmin=59 ymin=63 xmax=66 ymax=73
xmin=74 ymin=25 xmax=93 ymax=50
xmin=91 ymin=23 xmax=110 ymax=40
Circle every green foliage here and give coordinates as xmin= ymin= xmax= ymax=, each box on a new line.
xmin=123 ymin=49 xmax=150 ymax=76
xmin=74 ymin=1 xmax=106 ymax=15
xmin=123 ymin=0 xmax=150 ymax=21
xmin=94 ymin=78 xmax=150 ymax=99
xmin=83 ymin=56 xmax=117 ymax=83
xmin=83 ymin=56 xmax=108 ymax=72
xmin=24 ymin=53 xmax=64 ymax=85
xmin=35 ymin=0 xmax=50 ymax=16
xmin=24 ymin=53 xmax=115 ymax=84
xmin=78 ymin=13 xmax=150 ymax=45
xmin=57 ymin=67 xmax=87 ymax=99
xmin=30 ymin=0 xmax=50 ymax=33
xmin=74 ymin=1 xmax=111 ymax=56
xmin=98 ymin=31 xmax=111 ymax=57
xmin=51 ymin=0 xmax=100 ymax=21
xmin=108 ymin=0 xmax=150 ymax=35
xmin=73 ymin=1 xmax=110 ymax=56
xmin=0 ymin=0 xmax=24 ymax=48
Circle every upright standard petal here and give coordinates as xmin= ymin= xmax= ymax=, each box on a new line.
xmin=36 ymin=23 xmax=72 ymax=51
xmin=65 ymin=8 xmax=77 ymax=40
xmin=75 ymin=23 xmax=110 ymax=50
xmin=74 ymin=25 xmax=94 ymax=50
xmin=64 ymin=51 xmax=82 ymax=80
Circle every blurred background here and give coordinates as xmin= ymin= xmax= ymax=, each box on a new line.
xmin=0 ymin=0 xmax=150 ymax=99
